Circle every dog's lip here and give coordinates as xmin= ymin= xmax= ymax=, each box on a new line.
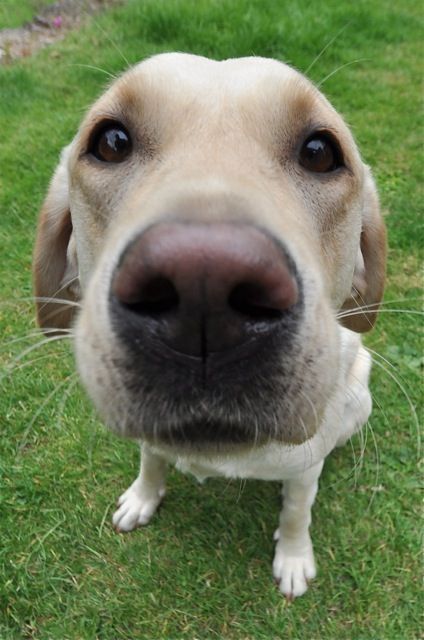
xmin=144 ymin=417 xmax=259 ymax=448
xmin=141 ymin=328 xmax=277 ymax=368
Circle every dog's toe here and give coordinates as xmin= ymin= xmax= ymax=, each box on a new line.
xmin=272 ymin=544 xmax=316 ymax=599
xmin=112 ymin=483 xmax=165 ymax=532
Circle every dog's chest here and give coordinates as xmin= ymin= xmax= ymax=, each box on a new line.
xmin=153 ymin=437 xmax=333 ymax=483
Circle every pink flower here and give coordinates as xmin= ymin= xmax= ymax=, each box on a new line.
xmin=52 ymin=16 xmax=62 ymax=29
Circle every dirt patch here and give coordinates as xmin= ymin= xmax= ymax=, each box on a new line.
xmin=0 ymin=0 xmax=123 ymax=63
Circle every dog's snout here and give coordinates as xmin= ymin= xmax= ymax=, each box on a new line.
xmin=111 ymin=222 xmax=299 ymax=358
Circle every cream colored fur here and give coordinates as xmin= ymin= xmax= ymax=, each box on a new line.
xmin=33 ymin=53 xmax=386 ymax=599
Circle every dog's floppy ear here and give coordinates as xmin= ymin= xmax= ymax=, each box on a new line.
xmin=33 ymin=146 xmax=80 ymax=330
xmin=340 ymin=166 xmax=387 ymax=333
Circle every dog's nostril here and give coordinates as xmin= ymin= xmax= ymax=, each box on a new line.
xmin=111 ymin=223 xmax=301 ymax=358
xmin=229 ymin=283 xmax=283 ymax=320
xmin=123 ymin=277 xmax=179 ymax=314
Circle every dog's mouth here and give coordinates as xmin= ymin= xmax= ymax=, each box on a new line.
xmin=102 ymin=323 xmax=319 ymax=449
xmin=115 ymin=386 xmax=308 ymax=450
xmin=144 ymin=417 xmax=260 ymax=450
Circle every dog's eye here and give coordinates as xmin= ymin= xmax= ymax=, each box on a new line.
xmin=299 ymin=134 xmax=342 ymax=173
xmin=90 ymin=123 xmax=132 ymax=163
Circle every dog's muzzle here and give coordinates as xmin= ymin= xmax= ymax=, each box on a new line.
xmin=108 ymin=221 xmax=304 ymax=446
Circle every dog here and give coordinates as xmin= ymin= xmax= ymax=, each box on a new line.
xmin=33 ymin=53 xmax=386 ymax=599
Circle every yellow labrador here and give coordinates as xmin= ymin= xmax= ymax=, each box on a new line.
xmin=33 ymin=53 xmax=386 ymax=599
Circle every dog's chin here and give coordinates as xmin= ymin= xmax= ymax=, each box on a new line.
xmin=96 ymin=385 xmax=319 ymax=452
xmin=78 ymin=341 xmax=326 ymax=450
xmin=112 ymin=415 xmax=303 ymax=454
xmin=145 ymin=418 xmax=263 ymax=453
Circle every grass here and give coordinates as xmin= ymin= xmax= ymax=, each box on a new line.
xmin=0 ymin=0 xmax=422 ymax=638
xmin=0 ymin=0 xmax=53 ymax=29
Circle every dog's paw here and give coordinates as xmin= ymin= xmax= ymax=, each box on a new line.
xmin=112 ymin=480 xmax=166 ymax=532
xmin=272 ymin=541 xmax=316 ymax=600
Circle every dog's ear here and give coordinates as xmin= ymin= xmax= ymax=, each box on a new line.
xmin=33 ymin=146 xmax=80 ymax=330
xmin=340 ymin=167 xmax=387 ymax=333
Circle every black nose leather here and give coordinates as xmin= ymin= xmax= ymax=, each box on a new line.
xmin=110 ymin=222 xmax=299 ymax=358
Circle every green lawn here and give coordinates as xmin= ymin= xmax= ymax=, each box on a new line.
xmin=0 ymin=1 xmax=422 ymax=638
xmin=0 ymin=0 xmax=53 ymax=29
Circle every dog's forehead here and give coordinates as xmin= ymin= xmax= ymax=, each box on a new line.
xmin=133 ymin=52 xmax=304 ymax=90
xmin=90 ymin=52 xmax=327 ymax=121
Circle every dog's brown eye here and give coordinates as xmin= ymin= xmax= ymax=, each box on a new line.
xmin=91 ymin=124 xmax=132 ymax=163
xmin=299 ymin=134 xmax=342 ymax=173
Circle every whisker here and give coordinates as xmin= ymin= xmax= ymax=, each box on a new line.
xmin=343 ymin=368 xmax=372 ymax=484
xmin=317 ymin=58 xmax=370 ymax=87
xmin=352 ymin=285 xmax=367 ymax=308
xmin=297 ymin=389 xmax=320 ymax=470
xmin=36 ymin=304 xmax=79 ymax=327
xmin=18 ymin=372 xmax=78 ymax=452
xmin=0 ymin=335 xmax=74 ymax=385
xmin=342 ymin=411 xmax=365 ymax=487
xmin=322 ymin=367 xmax=383 ymax=493
xmin=351 ymin=416 xmax=367 ymax=488
xmin=364 ymin=420 xmax=380 ymax=512
xmin=336 ymin=296 xmax=423 ymax=322
xmin=355 ymin=346 xmax=420 ymax=466
xmin=304 ymin=22 xmax=351 ymax=75
xmin=341 ymin=381 xmax=367 ymax=488
xmin=54 ymin=376 xmax=80 ymax=432
xmin=0 ymin=295 xmax=81 ymax=309
xmin=54 ymin=274 xmax=79 ymax=292
xmin=1 ymin=351 xmax=71 ymax=378
xmin=323 ymin=432 xmax=368 ymax=493
xmin=338 ymin=308 xmax=423 ymax=320
xmin=33 ymin=296 xmax=82 ymax=309
xmin=66 ymin=63 xmax=118 ymax=79
xmin=351 ymin=381 xmax=390 ymax=494
xmin=36 ymin=273 xmax=80 ymax=311
xmin=90 ymin=15 xmax=130 ymax=68
xmin=366 ymin=348 xmax=421 ymax=455
xmin=1 ymin=327 xmax=73 ymax=348
xmin=341 ymin=296 xmax=422 ymax=310
xmin=236 ymin=479 xmax=247 ymax=503
xmin=347 ymin=286 xmax=375 ymax=329
xmin=298 ymin=388 xmax=320 ymax=433
xmin=299 ymin=414 xmax=314 ymax=471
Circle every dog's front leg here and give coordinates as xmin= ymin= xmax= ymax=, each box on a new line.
xmin=112 ymin=444 xmax=167 ymax=532
xmin=273 ymin=460 xmax=324 ymax=599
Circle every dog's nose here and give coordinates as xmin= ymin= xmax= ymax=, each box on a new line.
xmin=111 ymin=222 xmax=299 ymax=358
